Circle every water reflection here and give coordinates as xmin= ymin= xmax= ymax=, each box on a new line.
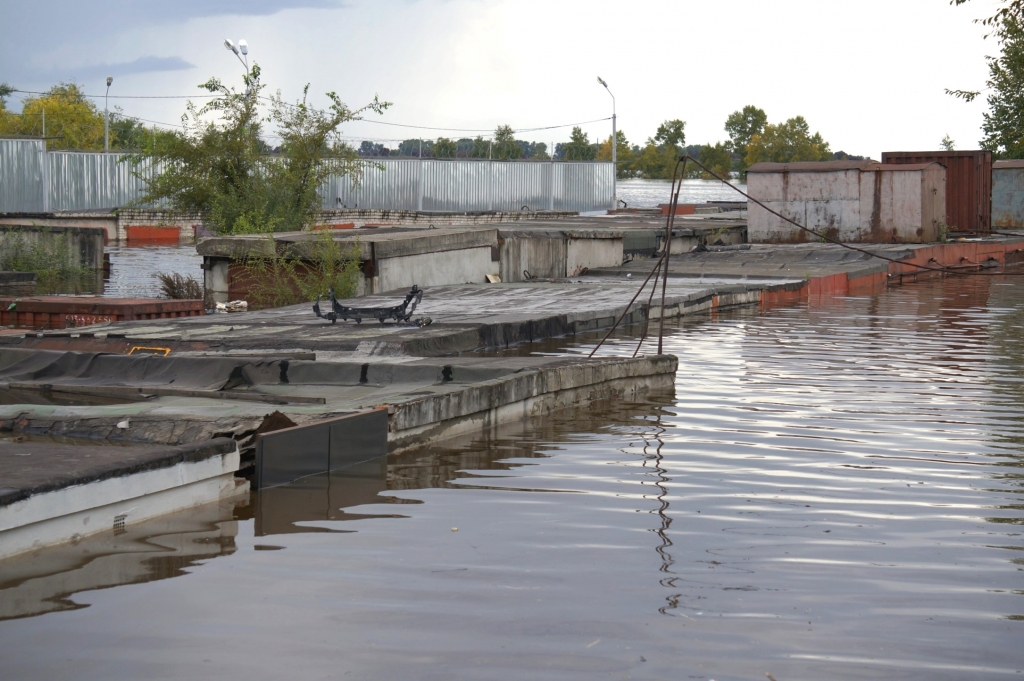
xmin=0 ymin=496 xmax=243 ymax=621
xmin=1 ymin=276 xmax=1022 ymax=680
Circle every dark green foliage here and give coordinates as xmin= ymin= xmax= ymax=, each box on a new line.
xmin=560 ymin=126 xmax=597 ymax=161
xmin=157 ymin=272 xmax=204 ymax=299
xmin=132 ymin=64 xmax=389 ymax=234
xmin=240 ymin=230 xmax=362 ymax=309
xmin=979 ymin=18 xmax=1024 ymax=157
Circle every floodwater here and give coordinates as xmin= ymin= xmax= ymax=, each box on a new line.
xmin=88 ymin=184 xmax=739 ymax=298
xmin=617 ymin=178 xmax=748 ymax=209
xmin=1 ymin=275 xmax=1023 ymax=680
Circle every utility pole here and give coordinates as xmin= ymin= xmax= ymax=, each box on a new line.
xmin=104 ymin=76 xmax=113 ymax=152
xmin=597 ymin=76 xmax=617 ymax=210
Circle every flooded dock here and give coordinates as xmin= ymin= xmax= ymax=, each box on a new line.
xmin=0 ymin=274 xmax=1020 ymax=679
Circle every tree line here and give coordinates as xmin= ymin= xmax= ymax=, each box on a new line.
xmin=0 ymin=83 xmax=173 ymax=151
xmin=0 ymin=84 xmax=858 ymax=178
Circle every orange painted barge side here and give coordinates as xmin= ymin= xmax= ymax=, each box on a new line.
xmin=0 ymin=297 xmax=204 ymax=330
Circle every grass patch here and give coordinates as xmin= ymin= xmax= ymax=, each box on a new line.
xmin=240 ymin=230 xmax=361 ymax=309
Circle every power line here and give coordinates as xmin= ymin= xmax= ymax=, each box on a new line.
xmin=11 ymin=88 xmax=217 ymax=100
xmin=348 ymin=116 xmax=613 ymax=134
xmin=258 ymin=96 xmax=611 ymax=134
xmin=10 ymin=88 xmax=610 ymax=136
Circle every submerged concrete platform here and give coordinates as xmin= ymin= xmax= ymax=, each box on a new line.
xmin=0 ymin=350 xmax=677 ymax=453
xmin=3 ymin=277 xmax=793 ymax=357
xmin=0 ymin=437 xmax=244 ymax=560
xmin=7 ymin=234 xmax=1020 ymax=560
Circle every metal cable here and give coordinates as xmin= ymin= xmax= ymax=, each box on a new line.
xmin=684 ymin=155 xmax=1024 ymax=277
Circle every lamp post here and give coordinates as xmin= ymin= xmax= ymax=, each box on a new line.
xmin=224 ymin=38 xmax=249 ymax=71
xmin=104 ymin=76 xmax=113 ymax=153
xmin=597 ymin=76 xmax=616 ymax=210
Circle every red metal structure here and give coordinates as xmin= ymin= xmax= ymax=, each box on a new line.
xmin=881 ymin=150 xmax=992 ymax=233
xmin=0 ymin=297 xmax=204 ymax=330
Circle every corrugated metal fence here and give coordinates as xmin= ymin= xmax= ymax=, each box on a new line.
xmin=0 ymin=139 xmax=613 ymax=214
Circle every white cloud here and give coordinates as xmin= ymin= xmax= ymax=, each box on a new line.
xmin=0 ymin=0 xmax=1006 ymax=156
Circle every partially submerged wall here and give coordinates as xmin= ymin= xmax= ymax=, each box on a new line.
xmin=992 ymin=160 xmax=1024 ymax=229
xmin=747 ymin=161 xmax=946 ymax=243
xmin=0 ymin=224 xmax=106 ymax=270
xmin=498 ymin=229 xmax=623 ymax=282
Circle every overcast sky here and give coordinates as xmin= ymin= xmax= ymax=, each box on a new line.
xmin=0 ymin=0 xmax=1005 ymax=157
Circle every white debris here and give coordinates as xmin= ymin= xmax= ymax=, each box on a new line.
xmin=215 ymin=300 xmax=249 ymax=313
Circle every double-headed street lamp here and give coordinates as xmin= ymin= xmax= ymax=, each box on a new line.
xmin=104 ymin=76 xmax=113 ymax=153
xmin=224 ymin=38 xmax=249 ymax=71
xmin=597 ymin=76 xmax=616 ymax=210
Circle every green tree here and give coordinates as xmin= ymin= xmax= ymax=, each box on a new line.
xmin=0 ymin=83 xmax=13 ymax=109
xmin=434 ymin=137 xmax=457 ymax=158
xmin=528 ymin=142 xmax=550 ymax=160
xmin=973 ymin=17 xmax=1024 ymax=157
xmin=724 ymin=105 xmax=766 ymax=152
xmin=0 ymin=83 xmax=108 ymax=150
xmin=724 ymin=105 xmax=766 ymax=173
xmin=492 ymin=124 xmax=522 ymax=160
xmin=952 ymin=0 xmax=1023 ymax=30
xmin=653 ymin=119 xmax=686 ymax=148
xmin=941 ymin=134 xmax=957 ymax=151
xmin=744 ymin=116 xmax=832 ymax=166
xmin=135 ymin=64 xmax=390 ymax=234
xmin=468 ymin=136 xmax=490 ymax=158
xmin=562 ymin=126 xmax=596 ymax=160
xmin=697 ymin=142 xmax=734 ymax=179
xmin=597 ymin=130 xmax=637 ymax=178
xmin=630 ymin=119 xmax=688 ymax=179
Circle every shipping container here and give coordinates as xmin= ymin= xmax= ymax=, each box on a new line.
xmin=881 ymin=150 xmax=991 ymax=232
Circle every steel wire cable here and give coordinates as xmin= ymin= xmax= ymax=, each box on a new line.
xmin=684 ymin=155 xmax=1024 ymax=277
xmin=589 ymin=155 xmax=1024 ymax=359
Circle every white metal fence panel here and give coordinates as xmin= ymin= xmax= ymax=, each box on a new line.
xmin=47 ymin=152 xmax=165 ymax=211
xmin=0 ymin=139 xmax=45 ymax=212
xmin=0 ymin=140 xmax=614 ymax=214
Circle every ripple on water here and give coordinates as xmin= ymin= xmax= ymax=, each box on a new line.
xmin=0 ymin=275 xmax=1021 ymax=680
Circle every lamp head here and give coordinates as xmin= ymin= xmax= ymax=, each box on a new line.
xmin=238 ymin=39 xmax=248 ymax=55
xmin=106 ymin=76 xmax=113 ymax=87
xmin=224 ymin=38 xmax=238 ymax=54
xmin=597 ymin=76 xmax=607 ymax=88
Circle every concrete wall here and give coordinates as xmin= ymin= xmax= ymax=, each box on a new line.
xmin=374 ymin=246 xmax=497 ymax=293
xmin=748 ymin=162 xmax=946 ymax=243
xmin=0 ymin=224 xmax=106 ymax=270
xmin=0 ymin=208 xmax=581 ymax=244
xmin=499 ymin=230 xmax=623 ymax=282
xmin=566 ymin=235 xmax=622 ymax=275
xmin=992 ymin=161 xmax=1024 ymax=228
xmin=500 ymin=233 xmax=567 ymax=281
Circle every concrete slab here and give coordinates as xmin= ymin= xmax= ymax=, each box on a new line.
xmin=0 ymin=352 xmax=678 ymax=453
xmin=0 ymin=437 xmax=245 ymax=560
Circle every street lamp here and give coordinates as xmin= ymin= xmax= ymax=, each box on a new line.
xmin=597 ymin=76 xmax=616 ymax=210
xmin=104 ymin=76 xmax=113 ymax=153
xmin=224 ymin=38 xmax=249 ymax=71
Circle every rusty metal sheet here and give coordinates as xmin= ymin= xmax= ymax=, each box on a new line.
xmin=881 ymin=150 xmax=992 ymax=232
xmin=992 ymin=165 xmax=1024 ymax=228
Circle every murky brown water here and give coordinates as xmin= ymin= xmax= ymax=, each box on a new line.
xmin=1 ymin=275 xmax=1022 ymax=680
